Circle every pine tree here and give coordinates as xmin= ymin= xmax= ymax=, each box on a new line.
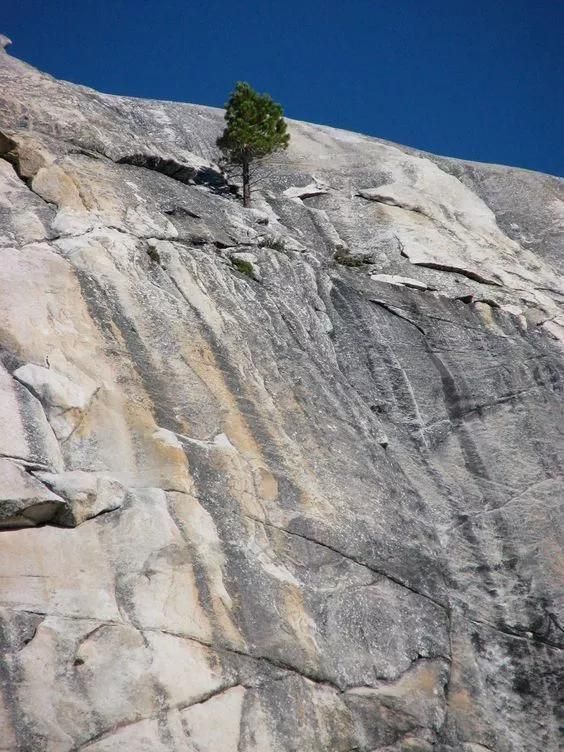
xmin=217 ymin=82 xmax=290 ymax=208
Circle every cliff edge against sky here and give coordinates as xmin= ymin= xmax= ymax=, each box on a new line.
xmin=0 ymin=37 xmax=563 ymax=752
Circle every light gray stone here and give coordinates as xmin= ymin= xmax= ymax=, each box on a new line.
xmin=0 ymin=42 xmax=562 ymax=752
xmin=34 ymin=470 xmax=126 ymax=526
xmin=283 ymin=179 xmax=329 ymax=199
xmin=0 ymin=458 xmax=65 ymax=527
xmin=371 ymin=272 xmax=430 ymax=290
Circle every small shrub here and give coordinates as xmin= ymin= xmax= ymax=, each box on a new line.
xmin=258 ymin=234 xmax=286 ymax=252
xmin=147 ymin=246 xmax=161 ymax=265
xmin=231 ymin=257 xmax=256 ymax=278
xmin=334 ymin=249 xmax=370 ymax=267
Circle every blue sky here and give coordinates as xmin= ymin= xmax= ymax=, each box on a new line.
xmin=4 ymin=1 xmax=563 ymax=176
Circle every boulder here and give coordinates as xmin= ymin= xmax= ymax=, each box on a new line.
xmin=0 ymin=459 xmax=65 ymax=527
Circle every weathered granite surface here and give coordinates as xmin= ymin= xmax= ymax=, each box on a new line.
xmin=0 ymin=38 xmax=563 ymax=752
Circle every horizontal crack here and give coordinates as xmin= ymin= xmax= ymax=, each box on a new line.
xmin=0 ymin=453 xmax=53 ymax=471
xmin=7 ymin=608 xmax=344 ymax=692
xmin=116 ymin=153 xmax=230 ymax=195
xmin=466 ymin=615 xmax=564 ymax=651
xmin=240 ymin=512 xmax=447 ymax=610
xmin=71 ymin=682 xmax=243 ymax=751
xmin=369 ymin=298 xmax=427 ymax=336
xmin=405 ymin=259 xmax=502 ymax=287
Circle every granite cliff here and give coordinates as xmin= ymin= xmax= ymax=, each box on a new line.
xmin=0 ymin=35 xmax=563 ymax=752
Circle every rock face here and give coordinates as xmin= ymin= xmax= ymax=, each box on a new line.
xmin=0 ymin=43 xmax=563 ymax=752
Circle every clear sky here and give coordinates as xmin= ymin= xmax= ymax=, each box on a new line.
xmin=4 ymin=1 xmax=563 ymax=176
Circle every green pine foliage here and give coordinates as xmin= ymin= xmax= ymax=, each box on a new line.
xmin=217 ymin=82 xmax=289 ymax=207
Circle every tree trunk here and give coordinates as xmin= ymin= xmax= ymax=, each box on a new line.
xmin=242 ymin=158 xmax=251 ymax=208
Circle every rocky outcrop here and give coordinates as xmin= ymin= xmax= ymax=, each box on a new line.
xmin=0 ymin=42 xmax=562 ymax=752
